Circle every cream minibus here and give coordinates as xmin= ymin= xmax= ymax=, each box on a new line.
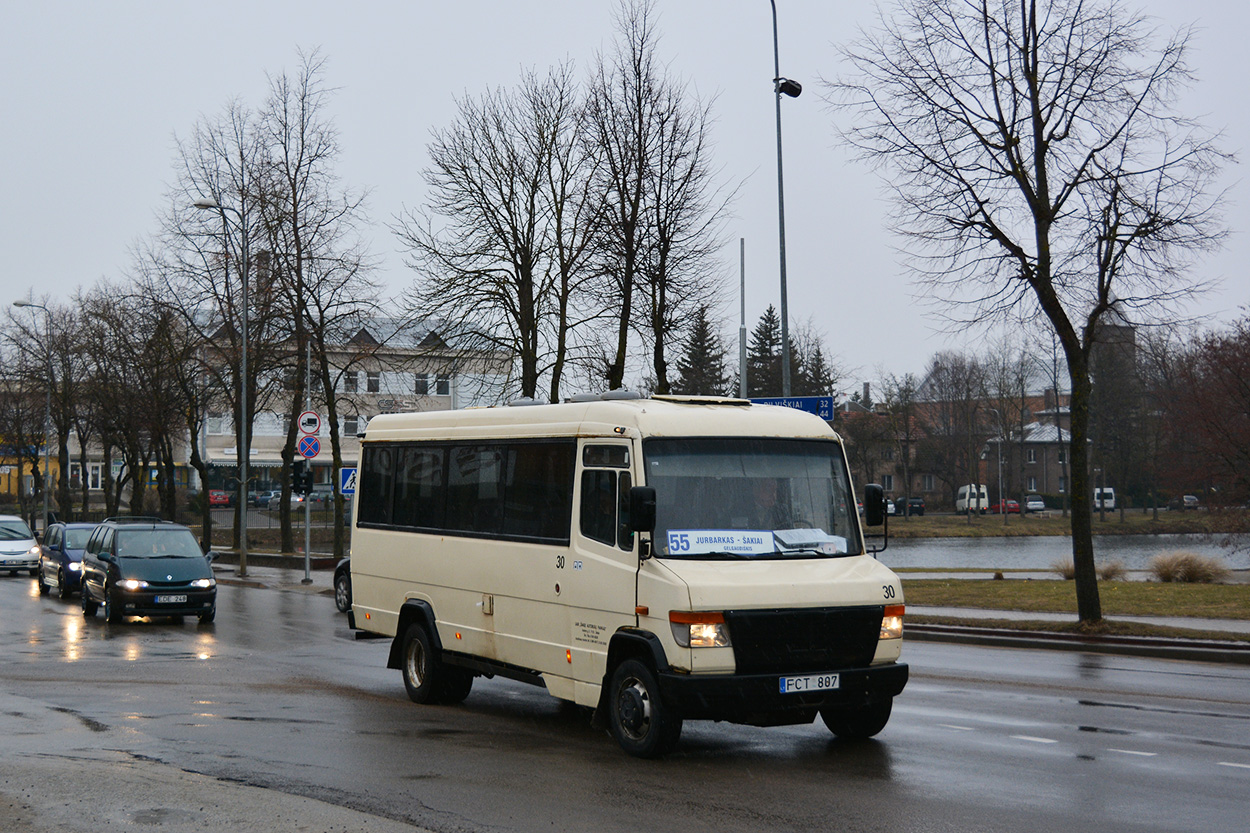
xmin=349 ymin=394 xmax=907 ymax=757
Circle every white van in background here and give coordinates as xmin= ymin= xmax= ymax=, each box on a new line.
xmin=955 ymin=484 xmax=990 ymax=515
xmin=1093 ymin=487 xmax=1116 ymax=511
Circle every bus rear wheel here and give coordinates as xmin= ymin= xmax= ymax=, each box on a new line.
xmin=401 ymin=622 xmax=445 ymax=704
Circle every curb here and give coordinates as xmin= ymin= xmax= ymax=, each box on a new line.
xmin=907 ymin=623 xmax=1250 ymax=665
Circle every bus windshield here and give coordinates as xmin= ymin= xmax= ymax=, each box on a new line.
xmin=643 ymin=437 xmax=861 ymax=559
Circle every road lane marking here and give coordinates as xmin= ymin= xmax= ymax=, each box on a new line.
xmin=1108 ymin=749 xmax=1157 ymax=757
xmin=938 ymin=724 xmax=975 ymax=731
xmin=1218 ymin=762 xmax=1250 ymax=770
xmin=1011 ymin=735 xmax=1059 ymax=744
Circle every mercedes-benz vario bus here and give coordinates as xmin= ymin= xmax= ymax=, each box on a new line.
xmin=349 ymin=394 xmax=907 ymax=757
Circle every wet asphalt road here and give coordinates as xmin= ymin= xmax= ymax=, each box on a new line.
xmin=2 ymin=572 xmax=1249 ymax=833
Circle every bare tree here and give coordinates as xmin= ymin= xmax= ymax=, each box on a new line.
xmin=830 ymin=0 xmax=1230 ymax=623
xmin=588 ymin=0 xmax=730 ymax=393
xmin=396 ymin=63 xmax=595 ymax=402
xmin=257 ymin=49 xmax=376 ymax=557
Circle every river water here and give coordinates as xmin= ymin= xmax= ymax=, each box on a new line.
xmin=879 ymin=533 xmax=1248 ymax=571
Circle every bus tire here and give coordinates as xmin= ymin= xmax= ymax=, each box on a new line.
xmin=439 ymin=668 xmax=474 ymax=704
xmin=820 ymin=697 xmax=893 ymax=740
xmin=401 ymin=622 xmax=444 ymax=705
xmin=608 ymin=658 xmax=681 ymax=758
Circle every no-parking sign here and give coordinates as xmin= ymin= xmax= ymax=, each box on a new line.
xmin=298 ymin=435 xmax=320 ymax=459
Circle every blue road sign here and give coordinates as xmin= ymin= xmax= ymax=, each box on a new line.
xmin=340 ymin=467 xmax=357 ymax=495
xmin=750 ymin=396 xmax=836 ymax=421
xmin=298 ymin=435 xmax=320 ymax=459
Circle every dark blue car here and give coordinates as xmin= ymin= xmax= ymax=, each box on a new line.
xmin=80 ymin=518 xmax=217 ymax=624
xmin=38 ymin=522 xmax=96 ymax=599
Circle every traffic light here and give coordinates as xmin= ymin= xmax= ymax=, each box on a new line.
xmin=291 ymin=460 xmax=308 ymax=495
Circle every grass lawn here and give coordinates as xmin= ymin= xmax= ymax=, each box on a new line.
xmin=885 ymin=509 xmax=1249 ymax=538
xmin=903 ymin=578 xmax=1250 ymax=642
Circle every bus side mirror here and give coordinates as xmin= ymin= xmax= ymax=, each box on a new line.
xmin=629 ymin=487 xmax=656 ymax=533
xmin=864 ymin=484 xmax=886 ymax=527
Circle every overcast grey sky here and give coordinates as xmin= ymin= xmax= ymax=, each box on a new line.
xmin=3 ymin=0 xmax=1245 ymax=391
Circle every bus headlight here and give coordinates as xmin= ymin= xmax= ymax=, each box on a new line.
xmin=880 ymin=604 xmax=905 ymax=640
xmin=669 ymin=611 xmax=731 ymax=648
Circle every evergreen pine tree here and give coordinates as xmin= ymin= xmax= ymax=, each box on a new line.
xmin=747 ymin=305 xmax=783 ymax=396
xmin=674 ymin=305 xmax=730 ymax=395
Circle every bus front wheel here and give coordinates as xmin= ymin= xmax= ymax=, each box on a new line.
xmin=820 ymin=697 xmax=893 ymax=740
xmin=608 ymin=658 xmax=682 ymax=758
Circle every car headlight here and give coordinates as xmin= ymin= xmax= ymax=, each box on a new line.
xmin=67 ymin=562 xmax=82 ymax=572
xmin=190 ymin=578 xmax=215 ymax=589
xmin=669 ymin=611 xmax=731 ymax=648
xmin=29 ymin=545 xmax=41 ymax=555
xmin=880 ymin=604 xmax=905 ymax=640
xmin=118 ymin=579 xmax=149 ymax=591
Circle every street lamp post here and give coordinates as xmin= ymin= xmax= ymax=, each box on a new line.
xmin=12 ymin=300 xmax=51 ymax=537
xmin=194 ymin=196 xmax=250 ymax=576
xmin=989 ymin=407 xmax=1006 ymax=526
xmin=770 ymin=0 xmax=801 ymax=397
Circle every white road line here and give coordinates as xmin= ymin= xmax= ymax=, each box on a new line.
xmin=1218 ymin=762 xmax=1250 ymax=770
xmin=938 ymin=724 xmax=975 ymax=731
xmin=1108 ymin=748 xmax=1157 ymax=757
xmin=1011 ymin=735 xmax=1059 ymax=744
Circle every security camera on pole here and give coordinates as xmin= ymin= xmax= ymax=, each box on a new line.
xmin=297 ymin=409 xmax=320 ymax=584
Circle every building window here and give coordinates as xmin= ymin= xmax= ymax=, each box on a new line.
xmin=367 ymin=371 xmax=380 ymax=393
xmin=415 ymin=373 xmax=429 ymax=395
xmin=344 ymin=416 xmax=359 ymax=436
xmin=1058 ymin=447 xmax=1066 ymax=464
xmin=1027 ymin=476 xmax=1037 ymax=491
xmin=922 ymin=474 xmax=935 ymax=492
xmin=1026 ymin=448 xmax=1037 ymax=464
xmin=436 ymin=374 xmax=450 ymax=396
xmin=1059 ymin=476 xmax=1066 ymax=494
xmin=207 ymin=412 xmax=225 ymax=435
xmin=882 ymin=474 xmax=894 ymax=491
xmin=882 ymin=446 xmax=895 ymax=461
xmin=345 ymin=371 xmax=358 ymax=393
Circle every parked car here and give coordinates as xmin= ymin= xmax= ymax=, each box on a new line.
xmin=989 ymin=499 xmax=1020 ymax=514
xmin=902 ymin=497 xmax=925 ymax=517
xmin=886 ymin=499 xmax=897 ymax=515
xmin=1025 ymin=495 xmax=1046 ymax=513
xmin=207 ymin=490 xmax=231 ymax=507
xmin=37 ymin=521 xmax=96 ymax=598
xmin=255 ymin=490 xmax=282 ymax=509
xmin=0 ymin=515 xmax=40 ymax=576
xmin=333 ymin=557 xmax=352 ymax=613
xmin=1168 ymin=494 xmax=1200 ymax=511
xmin=80 ymin=517 xmax=218 ymax=624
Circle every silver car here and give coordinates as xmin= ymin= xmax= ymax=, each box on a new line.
xmin=0 ymin=515 xmax=40 ymax=576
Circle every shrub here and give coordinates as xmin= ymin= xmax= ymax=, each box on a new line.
xmin=1051 ymin=559 xmax=1076 ymax=580
xmin=1148 ymin=551 xmax=1232 ymax=583
xmin=1097 ymin=561 xmax=1127 ymax=581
